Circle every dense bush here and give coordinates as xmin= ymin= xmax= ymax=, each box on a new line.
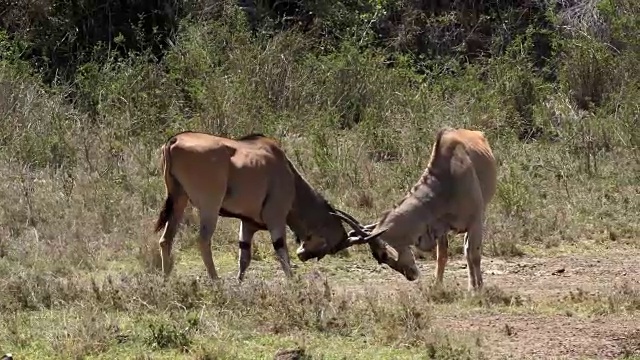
xmin=0 ymin=0 xmax=636 ymax=159
xmin=0 ymin=0 xmax=637 ymax=257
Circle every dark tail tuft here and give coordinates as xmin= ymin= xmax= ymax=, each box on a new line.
xmin=154 ymin=195 xmax=174 ymax=233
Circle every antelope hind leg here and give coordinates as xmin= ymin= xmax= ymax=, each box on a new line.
xmin=158 ymin=194 xmax=188 ymax=277
xmin=463 ymin=221 xmax=484 ymax=291
xmin=197 ymin=210 xmax=221 ymax=281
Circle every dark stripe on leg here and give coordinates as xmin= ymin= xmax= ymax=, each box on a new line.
xmin=272 ymin=237 xmax=285 ymax=250
xmin=239 ymin=241 xmax=251 ymax=250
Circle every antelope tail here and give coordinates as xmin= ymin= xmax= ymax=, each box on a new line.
xmin=154 ymin=138 xmax=178 ymax=233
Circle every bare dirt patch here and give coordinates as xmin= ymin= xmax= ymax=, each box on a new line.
xmin=315 ymin=245 xmax=640 ymax=359
xmin=330 ymin=245 xmax=640 ymax=297
xmin=439 ymin=313 xmax=640 ymax=359
xmin=481 ymin=247 xmax=640 ymax=301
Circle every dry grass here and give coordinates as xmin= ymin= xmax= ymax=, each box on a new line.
xmin=0 ymin=128 xmax=638 ymax=358
xmin=1 ymin=7 xmax=639 ymax=357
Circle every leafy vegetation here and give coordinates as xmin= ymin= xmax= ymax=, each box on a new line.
xmin=0 ymin=0 xmax=639 ymax=358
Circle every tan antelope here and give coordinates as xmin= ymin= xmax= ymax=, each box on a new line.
xmin=332 ymin=127 xmax=497 ymax=291
xmin=153 ymin=131 xmax=373 ymax=282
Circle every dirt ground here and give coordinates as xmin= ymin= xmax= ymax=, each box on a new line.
xmin=328 ymin=246 xmax=640 ymax=359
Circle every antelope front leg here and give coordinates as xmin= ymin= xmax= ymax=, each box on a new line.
xmin=237 ymin=221 xmax=257 ymax=282
xmin=270 ymin=227 xmax=293 ymax=278
xmin=434 ymin=235 xmax=448 ymax=285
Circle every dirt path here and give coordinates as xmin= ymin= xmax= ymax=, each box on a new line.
xmin=439 ymin=313 xmax=640 ymax=359
xmin=322 ymin=246 xmax=640 ymax=359
xmin=332 ymin=246 xmax=639 ymax=297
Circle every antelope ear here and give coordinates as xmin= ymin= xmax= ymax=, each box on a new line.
xmin=383 ymin=243 xmax=399 ymax=262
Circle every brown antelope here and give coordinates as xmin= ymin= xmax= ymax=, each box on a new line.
xmin=332 ymin=127 xmax=497 ymax=291
xmin=153 ymin=132 xmax=378 ymax=282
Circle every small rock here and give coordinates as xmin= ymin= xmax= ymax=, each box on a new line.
xmin=551 ymin=268 xmax=565 ymax=276
xmin=504 ymin=324 xmax=515 ymax=336
xmin=274 ymin=347 xmax=309 ymax=360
